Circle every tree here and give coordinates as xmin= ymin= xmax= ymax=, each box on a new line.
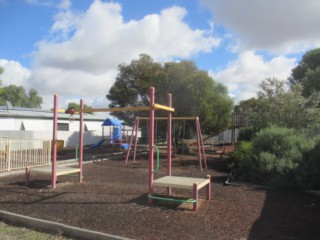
xmin=107 ymin=54 xmax=234 ymax=135
xmin=0 ymin=66 xmax=3 ymax=86
xmin=67 ymin=102 xmax=93 ymax=114
xmin=248 ymin=77 xmax=319 ymax=130
xmin=0 ymin=85 xmax=43 ymax=108
xmin=289 ymin=48 xmax=320 ymax=98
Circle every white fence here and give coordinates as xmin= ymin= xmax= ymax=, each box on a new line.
xmin=0 ymin=138 xmax=51 ymax=172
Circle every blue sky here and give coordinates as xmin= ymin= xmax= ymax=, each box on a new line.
xmin=0 ymin=0 xmax=319 ymax=109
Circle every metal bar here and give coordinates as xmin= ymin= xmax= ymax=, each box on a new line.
xmin=148 ymin=87 xmax=155 ymax=202
xmin=79 ymin=99 xmax=84 ymax=183
xmin=76 ymin=106 xmax=150 ymax=113
xmin=153 ymin=104 xmax=175 ymax=112
xmin=167 ymin=93 xmax=172 ymax=195
xmin=52 ymin=95 xmax=58 ymax=189
xmin=139 ymin=116 xmax=196 ymax=120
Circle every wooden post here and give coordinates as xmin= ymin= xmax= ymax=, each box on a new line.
xmin=193 ymin=183 xmax=198 ymax=211
xmin=206 ymin=175 xmax=211 ymax=200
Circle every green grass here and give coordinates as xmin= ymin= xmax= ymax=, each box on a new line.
xmin=0 ymin=221 xmax=73 ymax=240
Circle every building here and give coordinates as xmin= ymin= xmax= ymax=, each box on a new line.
xmin=0 ymin=104 xmax=132 ymax=148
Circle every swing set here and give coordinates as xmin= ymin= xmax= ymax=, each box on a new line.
xmin=125 ymin=116 xmax=207 ymax=171
xmin=25 ymin=87 xmax=211 ymax=211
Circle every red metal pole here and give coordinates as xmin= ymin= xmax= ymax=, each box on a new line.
xmin=79 ymin=99 xmax=84 ymax=183
xmin=167 ymin=93 xmax=172 ymax=195
xmin=198 ymin=120 xmax=207 ymax=169
xmin=196 ymin=117 xmax=202 ymax=171
xmin=133 ymin=117 xmax=139 ymax=163
xmin=148 ymin=87 xmax=155 ymax=201
xmin=52 ymin=95 xmax=58 ymax=189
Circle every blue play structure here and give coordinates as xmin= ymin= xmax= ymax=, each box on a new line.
xmin=91 ymin=118 xmax=128 ymax=149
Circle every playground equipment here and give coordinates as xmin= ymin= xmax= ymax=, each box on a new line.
xmin=24 ymin=87 xmax=211 ymax=210
xmin=25 ymin=95 xmax=84 ymax=188
xmin=125 ymin=116 xmax=207 ymax=171
xmin=91 ymin=118 xmax=128 ymax=149
xmin=145 ymin=88 xmax=211 ymax=211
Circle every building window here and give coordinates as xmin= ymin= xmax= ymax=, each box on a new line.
xmin=57 ymin=123 xmax=69 ymax=131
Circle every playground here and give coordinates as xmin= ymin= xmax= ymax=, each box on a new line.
xmin=0 ymin=155 xmax=320 ymax=240
xmin=0 ymin=87 xmax=319 ymax=239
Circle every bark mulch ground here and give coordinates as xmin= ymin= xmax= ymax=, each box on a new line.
xmin=0 ymin=154 xmax=319 ymax=240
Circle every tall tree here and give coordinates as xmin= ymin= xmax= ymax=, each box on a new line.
xmin=0 ymin=85 xmax=43 ymax=108
xmin=0 ymin=66 xmax=3 ymax=86
xmin=107 ymin=54 xmax=234 ymax=135
xmin=289 ymin=48 xmax=320 ymax=97
xmin=249 ymin=77 xmax=319 ymax=130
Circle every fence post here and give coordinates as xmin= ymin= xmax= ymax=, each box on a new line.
xmin=6 ymin=142 xmax=10 ymax=171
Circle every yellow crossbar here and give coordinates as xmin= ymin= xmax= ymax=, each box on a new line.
xmin=139 ymin=116 xmax=196 ymax=120
xmin=76 ymin=106 xmax=150 ymax=113
xmin=153 ymin=104 xmax=175 ymax=112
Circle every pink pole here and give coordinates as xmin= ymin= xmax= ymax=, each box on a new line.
xmin=79 ymin=99 xmax=84 ymax=183
xmin=125 ymin=117 xmax=138 ymax=165
xmin=133 ymin=117 xmax=139 ymax=162
xmin=148 ymin=87 xmax=155 ymax=200
xmin=196 ymin=117 xmax=203 ymax=171
xmin=167 ymin=93 xmax=172 ymax=195
xmin=52 ymin=95 xmax=58 ymax=189
xmin=198 ymin=120 xmax=207 ymax=169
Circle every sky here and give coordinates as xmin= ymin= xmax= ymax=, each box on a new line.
xmin=0 ymin=0 xmax=320 ymax=110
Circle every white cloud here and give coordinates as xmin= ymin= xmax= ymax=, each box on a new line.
xmin=0 ymin=59 xmax=31 ymax=87
xmin=201 ymin=0 xmax=320 ymax=54
xmin=211 ymin=51 xmax=296 ymax=102
xmin=29 ymin=0 xmax=221 ymax=99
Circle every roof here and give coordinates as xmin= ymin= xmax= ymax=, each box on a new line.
xmin=0 ymin=106 xmax=106 ymax=121
xmin=102 ymin=118 xmax=122 ymax=126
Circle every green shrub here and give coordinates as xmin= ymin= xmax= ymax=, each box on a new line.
xmin=237 ymin=126 xmax=258 ymax=141
xmin=229 ymin=141 xmax=258 ymax=182
xmin=231 ymin=125 xmax=320 ymax=188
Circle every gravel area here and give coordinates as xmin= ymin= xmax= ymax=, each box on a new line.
xmin=0 ymin=154 xmax=319 ymax=240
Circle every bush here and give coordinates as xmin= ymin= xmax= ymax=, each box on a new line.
xmin=237 ymin=126 xmax=258 ymax=141
xmin=231 ymin=125 xmax=320 ymax=188
xmin=229 ymin=141 xmax=258 ymax=182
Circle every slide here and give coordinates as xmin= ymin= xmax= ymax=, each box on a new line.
xmin=91 ymin=139 xmax=106 ymax=149
xmin=121 ymin=143 xmax=129 ymax=150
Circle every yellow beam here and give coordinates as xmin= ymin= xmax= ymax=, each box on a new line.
xmin=139 ymin=117 xmax=197 ymax=120
xmin=55 ymin=103 xmax=174 ymax=114
xmin=76 ymin=106 xmax=150 ymax=113
xmin=153 ymin=103 xmax=175 ymax=112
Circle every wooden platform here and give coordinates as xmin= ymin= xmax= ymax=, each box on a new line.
xmin=31 ymin=166 xmax=80 ymax=176
xmin=151 ymin=175 xmax=211 ymax=211
xmin=153 ymin=176 xmax=210 ymax=190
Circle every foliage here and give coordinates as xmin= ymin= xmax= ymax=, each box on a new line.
xmin=229 ymin=141 xmax=257 ymax=182
xmin=296 ymin=138 xmax=320 ymax=189
xmin=237 ymin=126 xmax=258 ymax=141
xmin=68 ymin=102 xmax=93 ymax=114
xmin=0 ymin=66 xmax=3 ymax=86
xmin=247 ymin=77 xmax=319 ymax=130
xmin=0 ymin=85 xmax=42 ymax=108
xmin=230 ymin=126 xmax=320 ymax=189
xmin=289 ymin=48 xmax=320 ymax=98
xmin=107 ymin=54 xmax=233 ymax=135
